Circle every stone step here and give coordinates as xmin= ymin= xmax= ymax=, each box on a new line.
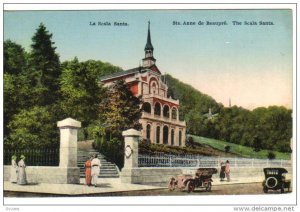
xmin=79 ymin=167 xmax=118 ymax=171
xmin=78 ymin=163 xmax=116 ymax=167
xmin=80 ymin=175 xmax=120 ymax=178
xmin=77 ymin=149 xmax=119 ymax=178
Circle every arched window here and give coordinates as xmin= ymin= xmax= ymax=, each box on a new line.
xmin=146 ymin=124 xmax=151 ymax=141
xmin=156 ymin=126 xmax=160 ymax=144
xmin=171 ymin=108 xmax=177 ymax=120
xmin=154 ymin=102 xmax=161 ymax=116
xmin=151 ymin=82 xmax=157 ymax=94
xmin=163 ymin=126 xmax=169 ymax=144
xmin=179 ymin=131 xmax=182 ymax=146
xmin=142 ymin=102 xmax=151 ymax=113
xmin=149 ymin=80 xmax=158 ymax=95
xmin=163 ymin=105 xmax=170 ymax=118
xmin=171 ymin=129 xmax=175 ymax=146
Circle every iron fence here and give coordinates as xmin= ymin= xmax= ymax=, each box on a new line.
xmin=138 ymin=153 xmax=292 ymax=168
xmin=4 ymin=148 xmax=59 ymax=166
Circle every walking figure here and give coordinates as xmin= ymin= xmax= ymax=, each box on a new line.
xmin=91 ymin=154 xmax=101 ymax=187
xmin=220 ymin=161 xmax=226 ymax=181
xmin=17 ymin=155 xmax=27 ymax=185
xmin=10 ymin=155 xmax=18 ymax=183
xmin=84 ymin=156 xmax=93 ymax=186
xmin=225 ymin=160 xmax=231 ymax=182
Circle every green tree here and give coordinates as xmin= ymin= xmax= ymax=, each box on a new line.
xmin=60 ymin=58 xmax=121 ymax=139
xmin=4 ymin=40 xmax=27 ymax=75
xmin=3 ymin=40 xmax=38 ymax=138
xmin=60 ymin=58 xmax=104 ymax=139
xmin=28 ymin=23 xmax=61 ymax=106
xmin=6 ymin=106 xmax=59 ymax=149
xmin=100 ymin=80 xmax=142 ymax=139
xmin=252 ymin=136 xmax=262 ymax=152
xmin=253 ymin=106 xmax=292 ymax=152
xmin=94 ymin=80 xmax=142 ymax=169
xmin=4 ymin=24 xmax=62 ymax=149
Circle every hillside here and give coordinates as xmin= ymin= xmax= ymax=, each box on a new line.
xmin=164 ymin=74 xmax=292 ymax=153
xmin=191 ymin=135 xmax=291 ymax=160
xmin=164 ymin=74 xmax=223 ymax=120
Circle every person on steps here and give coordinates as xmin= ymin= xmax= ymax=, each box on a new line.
xmin=91 ymin=154 xmax=101 ymax=187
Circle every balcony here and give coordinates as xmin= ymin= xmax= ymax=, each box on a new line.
xmin=141 ymin=112 xmax=186 ymax=127
xmin=142 ymin=93 xmax=179 ymax=105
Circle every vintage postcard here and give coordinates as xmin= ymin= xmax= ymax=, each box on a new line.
xmin=1 ymin=2 xmax=298 ymax=212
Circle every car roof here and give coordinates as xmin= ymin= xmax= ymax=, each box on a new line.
xmin=263 ymin=168 xmax=288 ymax=175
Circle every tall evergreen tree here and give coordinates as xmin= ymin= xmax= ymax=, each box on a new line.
xmin=29 ymin=23 xmax=61 ymax=106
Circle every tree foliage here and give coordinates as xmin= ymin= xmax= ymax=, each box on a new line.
xmin=92 ymin=80 xmax=143 ymax=169
xmin=4 ymin=23 xmax=123 ymax=150
xmin=99 ymin=80 xmax=142 ymax=139
xmin=6 ymin=106 xmax=59 ymax=149
xmin=59 ymin=58 xmax=121 ymax=139
xmin=28 ymin=23 xmax=61 ymax=106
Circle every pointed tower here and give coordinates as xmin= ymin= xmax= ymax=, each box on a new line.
xmin=143 ymin=21 xmax=156 ymax=68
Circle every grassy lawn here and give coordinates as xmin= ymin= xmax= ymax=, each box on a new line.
xmin=190 ymin=135 xmax=291 ymax=160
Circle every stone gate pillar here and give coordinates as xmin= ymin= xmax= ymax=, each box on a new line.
xmin=57 ymin=118 xmax=81 ymax=184
xmin=121 ymin=129 xmax=141 ymax=183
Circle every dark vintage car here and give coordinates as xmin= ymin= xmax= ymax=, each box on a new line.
xmin=168 ymin=168 xmax=218 ymax=192
xmin=262 ymin=168 xmax=291 ymax=193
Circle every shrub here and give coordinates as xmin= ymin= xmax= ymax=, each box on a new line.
xmin=267 ymin=151 xmax=276 ymax=160
xmin=224 ymin=145 xmax=231 ymax=153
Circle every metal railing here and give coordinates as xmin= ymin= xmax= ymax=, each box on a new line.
xmin=138 ymin=153 xmax=292 ymax=168
xmin=4 ymin=149 xmax=59 ymax=166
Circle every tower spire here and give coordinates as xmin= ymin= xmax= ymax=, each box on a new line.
xmin=143 ymin=21 xmax=156 ymax=68
xmin=145 ymin=21 xmax=154 ymax=51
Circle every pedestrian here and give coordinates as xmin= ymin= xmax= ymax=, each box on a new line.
xmin=17 ymin=155 xmax=27 ymax=185
xmin=84 ymin=156 xmax=93 ymax=186
xmin=10 ymin=155 xmax=18 ymax=183
xmin=91 ymin=154 xmax=101 ymax=187
xmin=225 ymin=160 xmax=230 ymax=182
xmin=220 ymin=161 xmax=226 ymax=181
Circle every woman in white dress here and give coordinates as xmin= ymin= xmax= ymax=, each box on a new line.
xmin=10 ymin=155 xmax=18 ymax=183
xmin=17 ymin=155 xmax=27 ymax=185
xmin=91 ymin=154 xmax=101 ymax=187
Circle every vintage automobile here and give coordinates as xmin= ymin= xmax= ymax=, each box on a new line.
xmin=262 ymin=168 xmax=291 ymax=193
xmin=168 ymin=168 xmax=218 ymax=192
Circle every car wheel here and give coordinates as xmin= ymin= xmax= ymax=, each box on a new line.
xmin=168 ymin=178 xmax=175 ymax=191
xmin=206 ymin=182 xmax=212 ymax=192
xmin=266 ymin=177 xmax=278 ymax=189
xmin=187 ymin=181 xmax=194 ymax=193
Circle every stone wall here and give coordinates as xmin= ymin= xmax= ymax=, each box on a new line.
xmin=121 ymin=167 xmax=182 ymax=186
xmin=5 ymin=165 xmax=292 ymax=185
xmin=121 ymin=167 xmax=292 ymax=186
xmin=4 ymin=166 xmax=79 ymax=184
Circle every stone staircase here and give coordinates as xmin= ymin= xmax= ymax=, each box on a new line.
xmin=77 ymin=149 xmax=120 ymax=178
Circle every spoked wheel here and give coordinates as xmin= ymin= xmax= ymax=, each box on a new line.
xmin=168 ymin=178 xmax=176 ymax=191
xmin=187 ymin=181 xmax=195 ymax=193
xmin=205 ymin=182 xmax=212 ymax=192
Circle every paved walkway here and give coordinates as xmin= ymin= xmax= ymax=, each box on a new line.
xmin=4 ymin=176 xmax=266 ymax=196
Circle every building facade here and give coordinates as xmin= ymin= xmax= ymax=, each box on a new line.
xmin=101 ymin=23 xmax=186 ymax=146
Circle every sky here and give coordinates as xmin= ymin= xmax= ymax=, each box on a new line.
xmin=4 ymin=9 xmax=293 ymax=110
